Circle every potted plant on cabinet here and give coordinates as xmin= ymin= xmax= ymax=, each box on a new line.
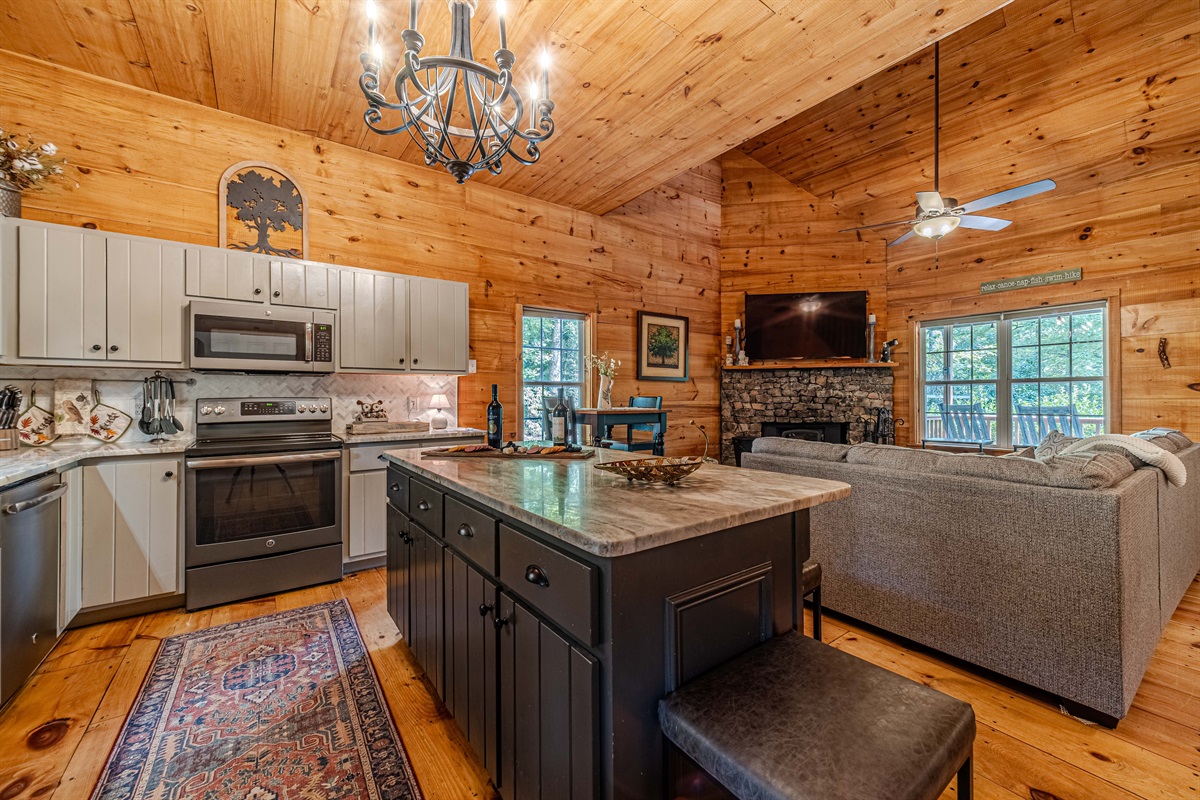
xmin=0 ymin=129 xmax=68 ymax=217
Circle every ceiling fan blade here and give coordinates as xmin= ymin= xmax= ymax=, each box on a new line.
xmin=887 ymin=230 xmax=917 ymax=248
xmin=959 ymin=179 xmax=1056 ymax=214
xmin=915 ymin=191 xmax=944 ymax=213
xmin=957 ymin=215 xmax=1012 ymax=231
xmin=838 ymin=219 xmax=920 ymax=233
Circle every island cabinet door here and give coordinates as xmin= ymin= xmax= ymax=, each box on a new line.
xmin=497 ymin=593 xmax=599 ymax=800
xmin=385 ymin=504 xmax=412 ymax=642
xmin=445 ymin=550 xmax=500 ymax=782
xmin=410 ymin=524 xmax=446 ymax=699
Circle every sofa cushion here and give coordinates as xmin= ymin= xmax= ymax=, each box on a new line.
xmin=1132 ymin=428 xmax=1193 ymax=454
xmin=1035 ymin=430 xmax=1080 ymax=460
xmin=846 ymin=443 xmax=947 ymax=471
xmin=934 ymin=451 xmax=1134 ymax=489
xmin=751 ymin=437 xmax=851 ymax=462
xmin=1001 ymin=446 xmax=1037 ymax=459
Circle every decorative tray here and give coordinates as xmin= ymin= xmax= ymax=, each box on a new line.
xmin=422 ymin=445 xmax=596 ymax=460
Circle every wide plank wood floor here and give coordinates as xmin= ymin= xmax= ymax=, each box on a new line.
xmin=1 ymin=569 xmax=1196 ymax=800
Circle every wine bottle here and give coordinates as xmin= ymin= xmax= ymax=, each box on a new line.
xmin=551 ymin=389 xmax=567 ymax=445
xmin=486 ymin=384 xmax=503 ymax=449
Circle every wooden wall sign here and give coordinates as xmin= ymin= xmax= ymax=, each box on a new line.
xmin=218 ymin=161 xmax=308 ymax=258
xmin=980 ymin=267 xmax=1082 ymax=295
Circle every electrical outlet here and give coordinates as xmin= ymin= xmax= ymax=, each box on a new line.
xmin=408 ymin=397 xmax=418 ymax=415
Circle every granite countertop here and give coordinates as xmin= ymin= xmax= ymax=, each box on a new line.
xmin=0 ymin=436 xmax=194 ymax=489
xmin=382 ymin=448 xmax=850 ymax=557
xmin=341 ymin=427 xmax=485 ymax=445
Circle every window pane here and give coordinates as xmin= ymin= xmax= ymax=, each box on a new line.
xmin=925 ymin=328 xmax=945 ymax=353
xmin=925 ymin=385 xmax=946 ymax=439
xmin=973 ymin=350 xmax=997 ymax=380
xmin=1040 ymin=344 xmax=1070 ymax=378
xmin=951 ymin=351 xmax=974 ymax=381
xmin=523 ymin=347 xmax=545 ymax=381
xmin=951 ymin=385 xmax=972 ymax=405
xmin=1072 ymin=381 xmax=1105 ymax=419
xmin=562 ymin=351 xmax=580 ymax=382
xmin=972 ymin=323 xmax=997 ymax=349
xmin=548 ymin=348 xmax=562 ymax=382
xmin=1012 ymin=318 xmax=1039 ymax=347
xmin=1039 ymin=382 xmax=1071 ymax=409
xmin=925 ymin=384 xmax=945 ymax=414
xmin=951 ymin=325 xmax=973 ymax=351
xmin=1072 ymin=342 xmax=1103 ymax=376
xmin=1040 ymin=315 xmax=1070 ymax=344
xmin=523 ymin=317 xmax=541 ymax=347
xmin=562 ymin=319 xmax=580 ymax=350
xmin=1012 ymin=346 xmax=1039 ymax=379
xmin=1072 ymin=311 xmax=1104 ymax=342
xmin=925 ymin=352 xmax=945 ymax=379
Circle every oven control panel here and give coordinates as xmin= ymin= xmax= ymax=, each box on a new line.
xmin=196 ymin=398 xmax=333 ymax=422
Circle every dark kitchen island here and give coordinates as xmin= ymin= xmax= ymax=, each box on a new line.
xmin=381 ymin=447 xmax=849 ymax=800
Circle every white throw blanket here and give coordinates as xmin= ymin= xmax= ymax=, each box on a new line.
xmin=1060 ymin=434 xmax=1187 ymax=487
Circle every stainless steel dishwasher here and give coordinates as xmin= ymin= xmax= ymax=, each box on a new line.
xmin=0 ymin=472 xmax=65 ymax=708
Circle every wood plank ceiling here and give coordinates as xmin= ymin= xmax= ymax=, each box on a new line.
xmin=0 ymin=0 xmax=1011 ymax=215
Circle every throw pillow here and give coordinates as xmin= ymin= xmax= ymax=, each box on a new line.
xmin=1001 ymin=446 xmax=1036 ymax=459
xmin=1035 ymin=430 xmax=1080 ymax=460
xmin=751 ymin=437 xmax=851 ymax=462
xmin=1132 ymin=428 xmax=1193 ymax=453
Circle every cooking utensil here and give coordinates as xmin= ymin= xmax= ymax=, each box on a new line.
xmin=167 ymin=379 xmax=184 ymax=432
xmin=158 ymin=378 xmax=177 ymax=436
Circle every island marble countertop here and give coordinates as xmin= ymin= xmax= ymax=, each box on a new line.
xmin=382 ymin=448 xmax=850 ymax=557
xmin=340 ymin=427 xmax=485 ymax=445
xmin=0 ymin=436 xmax=194 ymax=489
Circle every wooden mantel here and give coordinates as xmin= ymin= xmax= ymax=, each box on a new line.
xmin=723 ymin=360 xmax=898 ymax=370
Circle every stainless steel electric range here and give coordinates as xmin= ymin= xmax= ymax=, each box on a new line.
xmin=184 ymin=397 xmax=343 ymax=611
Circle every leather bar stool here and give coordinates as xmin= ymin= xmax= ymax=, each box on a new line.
xmin=802 ymin=560 xmax=822 ymax=641
xmin=660 ymin=632 xmax=975 ymax=800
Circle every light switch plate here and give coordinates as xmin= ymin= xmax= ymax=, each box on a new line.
xmin=468 ymin=359 xmax=477 ymax=373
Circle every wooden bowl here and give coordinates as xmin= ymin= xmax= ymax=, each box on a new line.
xmin=593 ymin=456 xmax=704 ymax=485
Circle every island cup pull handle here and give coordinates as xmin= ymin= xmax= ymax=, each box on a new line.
xmin=525 ymin=565 xmax=550 ymax=588
xmin=417 ymin=499 xmax=431 ymax=511
xmin=493 ymin=615 xmax=509 ymax=629
xmin=401 ymin=532 xmax=412 ymax=544
xmin=479 ymin=602 xmax=494 ymax=617
xmin=457 ymin=523 xmax=474 ymax=538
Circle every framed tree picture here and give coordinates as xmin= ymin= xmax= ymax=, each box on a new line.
xmin=637 ymin=311 xmax=689 ymax=381
xmin=219 ymin=161 xmax=307 ymax=258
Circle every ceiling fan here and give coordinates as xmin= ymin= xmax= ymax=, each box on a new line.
xmin=840 ymin=41 xmax=1056 ymax=248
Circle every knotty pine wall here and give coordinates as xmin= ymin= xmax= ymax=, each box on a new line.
xmin=0 ymin=50 xmax=720 ymax=455
xmin=721 ymin=0 xmax=1199 ymax=443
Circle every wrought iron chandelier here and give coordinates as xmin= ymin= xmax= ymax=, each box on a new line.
xmin=359 ymin=0 xmax=555 ymax=183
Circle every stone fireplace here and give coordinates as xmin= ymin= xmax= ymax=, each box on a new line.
xmin=720 ymin=367 xmax=894 ymax=464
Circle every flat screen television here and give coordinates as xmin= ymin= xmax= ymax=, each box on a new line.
xmin=744 ymin=291 xmax=868 ymax=360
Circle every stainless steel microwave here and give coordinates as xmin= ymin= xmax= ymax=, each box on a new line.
xmin=188 ymin=301 xmax=335 ymax=373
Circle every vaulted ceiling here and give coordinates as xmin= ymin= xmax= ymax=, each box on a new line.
xmin=0 ymin=0 xmax=1010 ymax=214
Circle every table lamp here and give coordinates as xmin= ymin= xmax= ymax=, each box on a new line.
xmin=429 ymin=393 xmax=450 ymax=430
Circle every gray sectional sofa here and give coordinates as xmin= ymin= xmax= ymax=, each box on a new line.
xmin=742 ymin=436 xmax=1200 ymax=724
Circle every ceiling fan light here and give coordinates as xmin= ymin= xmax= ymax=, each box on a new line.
xmin=913 ymin=215 xmax=961 ymax=240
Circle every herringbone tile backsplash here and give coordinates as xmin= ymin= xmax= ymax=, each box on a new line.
xmin=0 ymin=365 xmax=458 ymax=443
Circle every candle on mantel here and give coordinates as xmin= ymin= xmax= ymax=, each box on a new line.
xmin=868 ymin=313 xmax=876 ymax=324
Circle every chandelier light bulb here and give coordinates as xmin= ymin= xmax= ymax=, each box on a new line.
xmin=540 ymin=48 xmax=551 ymax=70
xmin=365 ymin=0 xmax=377 ymax=21
xmin=913 ymin=215 xmax=961 ymax=240
xmin=496 ymin=0 xmax=506 ymax=17
xmin=371 ymin=42 xmax=383 ymax=64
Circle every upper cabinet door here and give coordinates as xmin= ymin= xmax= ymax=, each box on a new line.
xmin=268 ymin=258 xmax=337 ymax=309
xmin=184 ymin=248 xmax=267 ymax=302
xmin=106 ymin=238 xmax=187 ymax=364
xmin=16 ymin=223 xmax=107 ymax=360
xmin=340 ymin=270 xmax=408 ymax=370
xmin=409 ymin=277 xmax=469 ymax=373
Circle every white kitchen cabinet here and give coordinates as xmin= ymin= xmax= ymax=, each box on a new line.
xmin=267 ymin=257 xmax=338 ymax=309
xmin=347 ymin=471 xmax=388 ymax=559
xmin=16 ymin=223 xmax=108 ymax=361
xmin=59 ymin=466 xmax=83 ymax=633
xmin=339 ymin=270 xmax=408 ymax=371
xmin=185 ymin=248 xmax=267 ymax=302
xmin=13 ymin=222 xmax=186 ymax=365
xmin=409 ymin=277 xmax=469 ymax=373
xmin=81 ymin=459 xmax=181 ymax=608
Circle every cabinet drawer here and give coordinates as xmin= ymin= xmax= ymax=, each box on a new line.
xmin=499 ymin=524 xmax=598 ymax=646
xmin=444 ymin=496 xmax=497 ymax=573
xmin=386 ymin=468 xmax=408 ymax=513
xmin=409 ymin=477 xmax=443 ymax=534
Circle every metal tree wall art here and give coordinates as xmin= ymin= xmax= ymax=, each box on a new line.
xmin=219 ymin=161 xmax=308 ymax=258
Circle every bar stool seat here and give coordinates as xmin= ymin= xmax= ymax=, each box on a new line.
xmin=660 ymin=632 xmax=975 ymax=800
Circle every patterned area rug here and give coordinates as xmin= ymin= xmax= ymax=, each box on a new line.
xmin=91 ymin=600 xmax=422 ymax=800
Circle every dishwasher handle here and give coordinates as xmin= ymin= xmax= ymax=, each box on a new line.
xmin=2 ymin=482 xmax=67 ymax=516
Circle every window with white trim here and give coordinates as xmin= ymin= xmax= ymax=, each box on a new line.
xmin=919 ymin=301 xmax=1108 ymax=449
xmin=521 ymin=308 xmax=586 ymax=440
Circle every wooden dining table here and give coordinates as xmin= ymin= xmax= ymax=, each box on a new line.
xmin=575 ymin=406 xmax=669 ymax=456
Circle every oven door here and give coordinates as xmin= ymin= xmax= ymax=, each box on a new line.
xmin=185 ymin=449 xmax=343 ymax=566
xmin=189 ymin=301 xmax=332 ymax=373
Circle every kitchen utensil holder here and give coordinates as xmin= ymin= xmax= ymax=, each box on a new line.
xmin=0 ymin=429 xmax=18 ymax=451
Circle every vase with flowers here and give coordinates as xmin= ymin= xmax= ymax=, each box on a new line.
xmin=0 ymin=129 xmax=68 ymax=217
xmin=585 ymin=351 xmax=621 ymax=409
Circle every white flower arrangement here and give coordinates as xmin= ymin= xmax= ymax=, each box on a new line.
xmin=0 ymin=128 xmax=68 ymax=190
xmin=585 ymin=351 xmax=621 ymax=378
